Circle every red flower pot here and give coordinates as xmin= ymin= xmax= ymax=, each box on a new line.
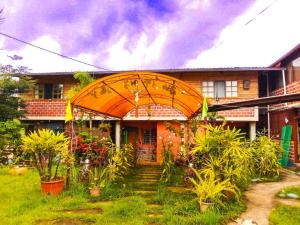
xmin=89 ymin=187 xmax=101 ymax=197
xmin=41 ymin=177 xmax=64 ymax=196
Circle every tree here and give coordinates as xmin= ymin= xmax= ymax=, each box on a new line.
xmin=67 ymin=72 xmax=94 ymax=99
xmin=67 ymin=72 xmax=95 ymax=130
xmin=0 ymin=74 xmax=34 ymax=120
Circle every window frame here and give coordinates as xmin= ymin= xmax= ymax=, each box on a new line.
xmin=202 ymin=80 xmax=238 ymax=98
xmin=34 ymin=83 xmax=64 ymax=99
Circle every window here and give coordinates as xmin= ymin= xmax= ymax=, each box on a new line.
xmin=202 ymin=81 xmax=238 ymax=98
xmin=35 ymin=84 xmax=44 ymax=99
xmin=53 ymin=84 xmax=64 ymax=99
xmin=214 ymin=81 xmax=225 ymax=98
xmin=143 ymin=128 xmax=157 ymax=144
xmin=225 ymin=81 xmax=238 ymax=97
xmin=202 ymin=81 xmax=214 ymax=97
xmin=34 ymin=84 xmax=64 ymax=99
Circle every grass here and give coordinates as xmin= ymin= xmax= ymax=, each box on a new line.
xmin=151 ymin=188 xmax=245 ymax=225
xmin=270 ymin=204 xmax=300 ymax=225
xmin=277 ymin=185 xmax=300 ymax=199
xmin=0 ymin=166 xmax=245 ymax=225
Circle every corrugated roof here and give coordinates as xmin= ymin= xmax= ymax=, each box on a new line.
xmin=270 ymin=43 xmax=300 ymax=67
xmin=27 ymin=67 xmax=284 ymax=76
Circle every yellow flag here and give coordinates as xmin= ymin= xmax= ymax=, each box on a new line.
xmin=65 ymin=100 xmax=73 ymax=123
xmin=201 ymin=96 xmax=208 ymax=120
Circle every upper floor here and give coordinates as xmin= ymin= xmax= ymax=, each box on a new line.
xmin=23 ymin=68 xmax=282 ymax=121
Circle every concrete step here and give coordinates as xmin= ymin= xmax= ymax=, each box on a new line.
xmin=128 ymin=179 xmax=160 ymax=183
xmin=133 ymin=190 xmax=156 ymax=195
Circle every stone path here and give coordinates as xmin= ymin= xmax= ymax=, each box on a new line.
xmin=228 ymin=171 xmax=300 ymax=225
xmin=130 ymin=166 xmax=164 ymax=220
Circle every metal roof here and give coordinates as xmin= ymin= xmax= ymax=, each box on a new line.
xmin=209 ymin=93 xmax=300 ymax=112
xmin=26 ymin=67 xmax=284 ymax=76
xmin=270 ymin=43 xmax=300 ymax=67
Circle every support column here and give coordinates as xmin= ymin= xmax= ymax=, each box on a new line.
xmin=249 ymin=121 xmax=256 ymax=141
xmin=115 ymin=120 xmax=121 ymax=148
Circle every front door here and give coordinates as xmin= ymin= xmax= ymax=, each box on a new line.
xmin=123 ymin=122 xmax=157 ymax=165
xmin=138 ymin=128 xmax=157 ymax=163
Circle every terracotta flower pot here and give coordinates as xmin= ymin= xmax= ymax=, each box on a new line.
xmin=89 ymin=187 xmax=101 ymax=197
xmin=200 ymin=201 xmax=214 ymax=213
xmin=41 ymin=177 xmax=64 ymax=196
xmin=226 ymin=191 xmax=234 ymax=200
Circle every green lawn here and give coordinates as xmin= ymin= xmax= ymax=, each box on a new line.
xmin=270 ymin=204 xmax=300 ymax=225
xmin=277 ymin=185 xmax=300 ymax=199
xmin=0 ymin=167 xmax=244 ymax=225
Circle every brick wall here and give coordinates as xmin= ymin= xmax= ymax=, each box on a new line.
xmin=126 ymin=105 xmax=184 ymax=118
xmin=271 ymin=80 xmax=300 ymax=96
xmin=25 ymin=99 xmax=66 ymax=117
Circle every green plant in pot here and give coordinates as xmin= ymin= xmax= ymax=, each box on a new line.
xmin=190 ymin=169 xmax=237 ymax=213
xmin=89 ymin=167 xmax=107 ymax=197
xmin=21 ymin=129 xmax=72 ymax=195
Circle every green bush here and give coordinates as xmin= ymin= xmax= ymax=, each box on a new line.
xmin=191 ymin=124 xmax=251 ymax=203
xmin=190 ymin=169 xmax=238 ymax=206
xmin=160 ymin=139 xmax=175 ymax=183
xmin=250 ymin=135 xmax=283 ymax=177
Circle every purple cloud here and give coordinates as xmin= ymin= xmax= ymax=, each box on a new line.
xmin=0 ymin=0 xmax=254 ymax=69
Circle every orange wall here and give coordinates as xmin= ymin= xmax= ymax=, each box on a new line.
xmin=156 ymin=121 xmax=181 ymax=164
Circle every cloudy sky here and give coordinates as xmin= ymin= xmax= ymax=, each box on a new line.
xmin=0 ymin=0 xmax=299 ymax=72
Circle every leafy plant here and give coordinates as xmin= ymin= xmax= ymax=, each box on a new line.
xmin=190 ymin=169 xmax=238 ymax=206
xmin=191 ymin=123 xmax=251 ymax=198
xmin=21 ymin=129 xmax=73 ymax=181
xmin=160 ymin=138 xmax=175 ymax=183
xmin=0 ymin=119 xmax=25 ymax=164
xmin=250 ymin=135 xmax=283 ymax=177
xmin=89 ymin=166 xmax=107 ymax=188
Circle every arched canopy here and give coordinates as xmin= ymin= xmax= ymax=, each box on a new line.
xmin=71 ymin=72 xmax=203 ymax=119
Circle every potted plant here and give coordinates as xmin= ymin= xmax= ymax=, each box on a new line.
xmin=190 ymin=169 xmax=236 ymax=212
xmin=21 ymin=129 xmax=72 ymax=195
xmin=89 ymin=167 xmax=106 ymax=197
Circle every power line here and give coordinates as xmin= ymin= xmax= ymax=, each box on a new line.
xmin=0 ymin=32 xmax=110 ymax=71
xmin=245 ymin=0 xmax=279 ymax=25
xmin=212 ymin=0 xmax=279 ymax=50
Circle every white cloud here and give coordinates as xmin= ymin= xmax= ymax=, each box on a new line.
xmin=186 ymin=0 xmax=300 ymax=68
xmin=0 ymin=35 xmax=96 ymax=72
xmin=105 ymin=31 xmax=166 ymax=70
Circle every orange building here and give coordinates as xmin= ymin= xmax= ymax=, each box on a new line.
xmin=22 ymin=68 xmax=283 ymax=164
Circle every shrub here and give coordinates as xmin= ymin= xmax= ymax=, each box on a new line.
xmin=192 ymin=124 xmax=252 ymax=192
xmin=21 ymin=129 xmax=73 ymax=181
xmin=160 ymin=139 xmax=175 ymax=183
xmin=250 ymin=135 xmax=283 ymax=177
xmin=190 ymin=169 xmax=238 ymax=206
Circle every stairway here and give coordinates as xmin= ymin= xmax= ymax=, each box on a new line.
xmin=128 ymin=166 xmax=164 ymax=222
xmin=129 ymin=166 xmax=162 ymax=191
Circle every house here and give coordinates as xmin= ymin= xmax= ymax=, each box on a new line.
xmin=268 ymin=44 xmax=300 ymax=163
xmin=22 ymin=68 xmax=282 ymax=165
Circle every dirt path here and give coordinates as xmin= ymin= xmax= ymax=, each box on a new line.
xmin=228 ymin=172 xmax=300 ymax=225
